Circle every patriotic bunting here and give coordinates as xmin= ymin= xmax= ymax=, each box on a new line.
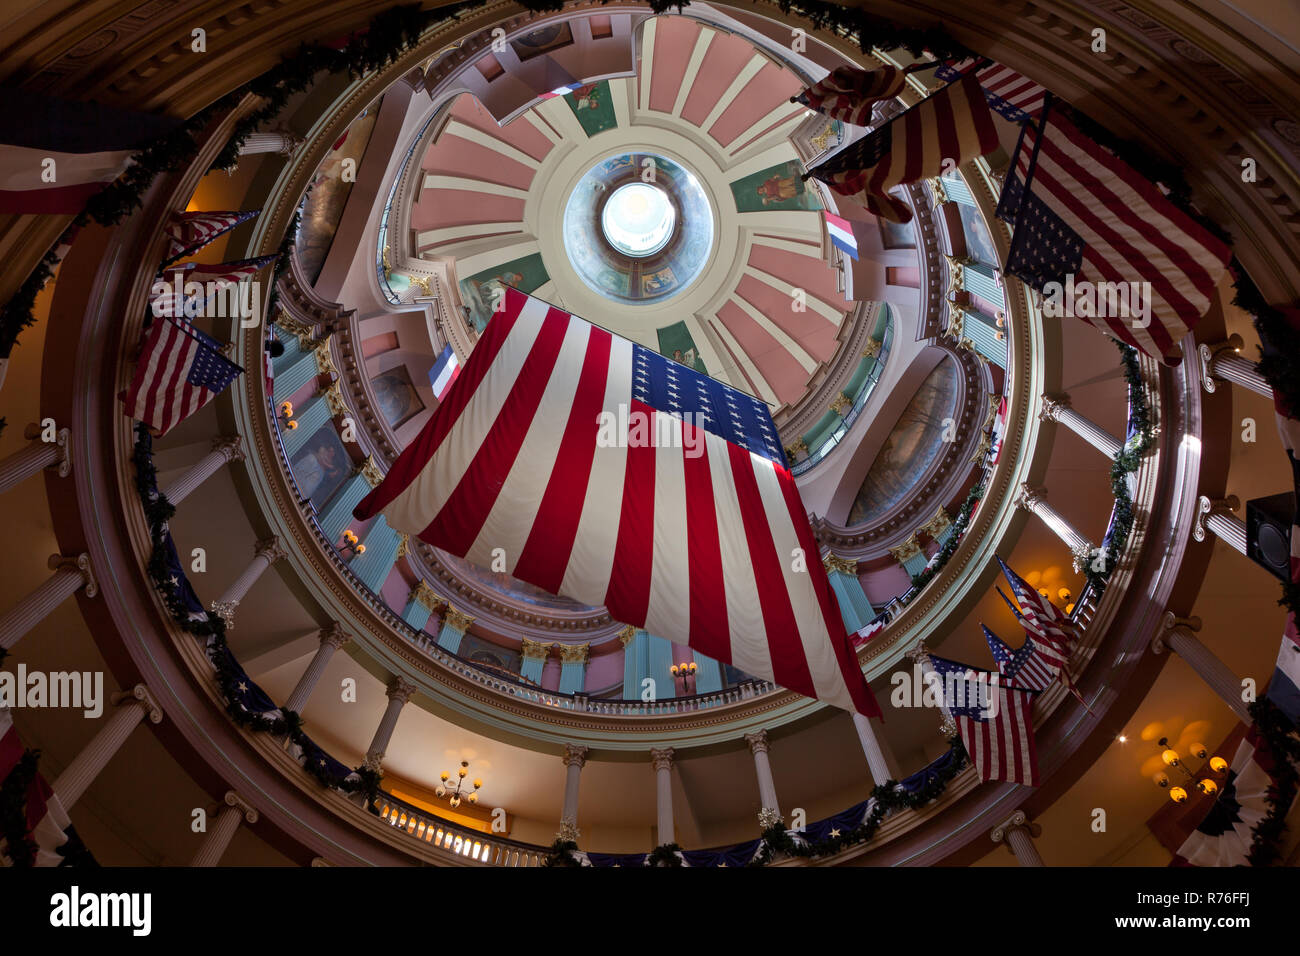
xmin=0 ymin=709 xmax=96 ymax=867
xmin=355 ymin=288 xmax=880 ymax=717
xmin=804 ymin=74 xmax=999 ymax=224
xmin=792 ymin=64 xmax=913 ymax=128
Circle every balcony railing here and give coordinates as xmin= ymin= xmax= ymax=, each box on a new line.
xmin=376 ymin=793 xmax=548 ymax=866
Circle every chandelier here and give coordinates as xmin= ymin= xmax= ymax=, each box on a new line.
xmin=436 ymin=761 xmax=482 ymax=808
xmin=1151 ymin=737 xmax=1229 ymax=803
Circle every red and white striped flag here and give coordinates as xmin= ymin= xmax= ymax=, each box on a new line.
xmin=928 ymin=655 xmax=1039 ymax=786
xmin=937 ymin=59 xmax=1048 ymax=123
xmin=804 ymin=74 xmax=999 ymax=223
xmin=0 ymin=90 xmax=179 ymax=214
xmin=355 ymin=288 xmax=880 ymax=716
xmin=119 ymin=316 xmax=243 ymax=436
xmin=793 ymin=64 xmax=914 ymax=128
xmin=162 ymin=209 xmax=261 ymax=263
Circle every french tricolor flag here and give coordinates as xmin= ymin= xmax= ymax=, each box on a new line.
xmin=428 ymin=344 xmax=461 ymax=401
xmin=824 ymin=211 xmax=858 ymax=261
xmin=539 ymin=83 xmax=583 ymax=100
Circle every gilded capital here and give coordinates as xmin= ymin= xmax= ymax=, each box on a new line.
xmin=918 ymin=507 xmax=952 ymax=540
xmin=888 ymin=534 xmax=923 ymax=564
xmin=361 ymin=455 xmax=384 ymax=488
xmin=822 ymin=552 xmax=859 ymax=576
xmin=276 ymin=313 xmax=316 ymax=350
xmin=321 ymin=381 xmax=348 ymax=417
xmin=521 ymin=637 xmax=553 ymax=661
xmin=443 ymin=605 xmax=475 ymax=632
xmin=313 ymin=335 xmax=338 ymax=376
xmin=410 ymin=579 xmax=440 ymax=612
xmin=829 ymin=391 xmax=853 ymax=417
xmin=617 ymin=624 xmax=639 ymax=647
xmin=558 ymin=642 xmax=590 ymax=665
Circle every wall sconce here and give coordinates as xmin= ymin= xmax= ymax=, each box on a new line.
xmin=279 ymin=400 xmax=298 ymax=430
xmin=1151 ymin=736 xmax=1225 ymax=803
xmin=340 ymin=529 xmax=366 ymax=557
xmin=670 ymin=661 xmax=698 ymax=694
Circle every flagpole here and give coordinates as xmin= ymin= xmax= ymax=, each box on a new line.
xmin=1001 ymin=91 xmax=1056 ymax=276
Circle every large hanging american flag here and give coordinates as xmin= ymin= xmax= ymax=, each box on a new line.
xmin=355 ymin=288 xmax=880 ymax=716
xmin=928 ymin=654 xmax=1040 ymax=786
xmin=935 ymin=59 xmax=1049 ymax=124
xmin=792 ymin=64 xmax=913 ymax=128
xmin=803 ymin=73 xmax=999 ymax=224
xmin=996 ymin=102 xmax=1232 ymax=360
xmin=119 ymin=316 xmax=243 ymax=436
xmin=162 ymin=209 xmax=261 ymax=263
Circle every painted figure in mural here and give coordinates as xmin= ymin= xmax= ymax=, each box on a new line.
xmin=756 ymin=172 xmax=804 ymax=205
xmin=671 ymin=347 xmax=698 ymax=369
xmin=294 ymin=438 xmax=346 ymax=501
xmin=572 ymin=83 xmax=601 ymax=110
xmin=467 ymin=271 xmax=524 ymax=319
xmin=643 ymin=269 xmax=675 ymax=294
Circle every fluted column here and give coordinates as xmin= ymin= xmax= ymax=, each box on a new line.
xmin=284 ymin=624 xmax=351 ymax=714
xmin=0 ymin=423 xmax=71 ymax=494
xmin=1014 ymin=484 xmax=1097 ymax=572
xmin=191 ymin=791 xmax=259 ymax=867
xmin=1039 ymin=395 xmax=1123 ymax=459
xmin=852 ymin=713 xmax=897 ymax=786
xmin=1193 ymin=495 xmax=1247 ymax=555
xmin=651 ymin=748 xmax=675 ymax=846
xmin=1199 ymin=336 xmax=1271 ymax=398
xmin=402 ymin=580 xmax=439 ymax=631
xmin=161 ymin=436 xmax=244 ymax=505
xmin=209 ymin=537 xmax=287 ymax=627
xmin=0 ymin=553 xmax=97 ymax=651
xmin=558 ymin=643 xmax=590 ymax=695
xmin=364 ymin=677 xmax=416 ymax=771
xmin=990 ymin=810 xmax=1044 ymax=866
xmin=53 ymin=684 xmax=162 ymax=809
xmin=745 ymin=730 xmax=781 ymax=816
xmin=436 ymin=605 xmax=475 ymax=655
xmin=237 ymin=131 xmax=302 ymax=156
xmin=1152 ymin=613 xmax=1251 ymax=722
xmin=560 ymin=743 xmax=588 ymax=827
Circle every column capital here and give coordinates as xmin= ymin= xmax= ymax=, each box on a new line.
xmin=1038 ymin=394 xmax=1069 ymax=422
xmin=650 ymin=747 xmax=675 ymax=771
xmin=47 ymin=552 xmax=97 ymax=599
xmin=562 ymin=743 xmax=589 ymax=768
xmin=222 ymin=790 xmax=259 ymax=824
xmin=558 ymin=642 xmax=590 ymax=665
xmin=744 ymin=730 xmax=770 ymax=755
xmin=209 ymin=600 xmax=239 ymax=626
xmin=254 ymin=536 xmax=288 ymax=564
xmin=319 ymin=622 xmax=351 ymax=650
xmin=211 ymin=435 xmax=245 ymax=463
xmin=1197 ymin=335 xmax=1244 ymax=393
xmin=442 ymin=604 xmax=475 ymax=633
xmin=386 ymin=676 xmax=417 ymax=704
xmin=888 ymin=534 xmax=922 ymax=564
xmin=1193 ymin=495 xmax=1241 ymax=542
xmin=617 ymin=624 xmax=639 ymax=647
xmin=918 ymin=506 xmax=952 ymax=540
xmin=822 ymin=552 xmax=859 ymax=576
xmin=829 ymin=390 xmax=853 ymax=417
xmin=410 ymin=580 xmax=440 ymax=612
xmin=1014 ymin=483 xmax=1045 ymax=513
xmin=112 ymin=683 xmax=163 ymax=724
xmin=990 ymin=809 xmax=1040 ymax=844
xmin=320 ymin=381 xmax=348 ymax=417
xmin=521 ymin=636 xmax=553 ymax=661
xmin=360 ymin=455 xmax=384 ymax=488
xmin=23 ymin=422 xmax=72 ymax=477
xmin=1152 ymin=612 xmax=1202 ymax=653
xmin=363 ymin=752 xmax=385 ymax=773
xmin=313 ymin=335 xmax=338 ymax=377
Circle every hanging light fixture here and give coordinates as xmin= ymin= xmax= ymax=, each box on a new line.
xmin=1150 ymin=736 xmax=1226 ymax=803
xmin=340 ymin=529 xmax=366 ymax=557
xmin=435 ymin=760 xmax=482 ymax=809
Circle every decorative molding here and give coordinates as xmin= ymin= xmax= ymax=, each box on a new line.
xmin=443 ymin=605 xmax=475 ymax=632
xmin=386 ymin=676 xmax=417 ymax=704
xmin=744 ymin=729 xmax=770 ymax=755
xmin=275 ymin=311 xmax=317 ymax=350
xmin=321 ymin=381 xmax=348 ymax=417
xmin=561 ymin=743 xmax=588 ymax=769
xmin=888 ymin=535 xmax=923 ymax=564
xmin=650 ymin=747 xmax=675 ymax=771
xmin=360 ymin=455 xmax=384 ymax=489
xmin=918 ymin=506 xmax=952 ymax=540
xmin=617 ymin=625 xmax=638 ymax=647
xmin=313 ymin=335 xmax=338 ymax=377
xmin=410 ymin=580 xmax=440 ymax=613
xmin=223 ymin=789 xmax=260 ymax=825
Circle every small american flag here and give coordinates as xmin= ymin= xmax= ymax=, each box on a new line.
xmin=355 ymin=288 xmax=880 ymax=716
xmin=996 ymin=555 xmax=1071 ymax=645
xmin=804 ymin=74 xmax=998 ymax=224
xmin=984 ymin=624 xmax=1065 ymax=692
xmin=928 ymin=654 xmax=1039 ymax=787
xmin=162 ymin=209 xmax=261 ymax=263
xmin=935 ymin=59 xmax=1048 ymax=124
xmin=150 ymin=255 xmax=276 ymax=318
xmin=996 ymin=103 xmax=1232 ymax=359
xmin=793 ymin=64 xmax=912 ymax=128
xmin=119 ymin=316 xmax=243 ymax=435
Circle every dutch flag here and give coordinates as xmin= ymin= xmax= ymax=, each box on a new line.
xmin=428 ymin=343 xmax=461 ymax=402
xmin=823 ymin=211 xmax=858 ymax=261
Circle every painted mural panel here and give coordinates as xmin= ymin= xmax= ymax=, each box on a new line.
xmin=289 ymin=426 xmax=350 ymax=509
xmin=458 ymin=632 xmax=524 ymax=677
xmin=296 ymin=108 xmax=379 ymax=284
xmin=564 ymin=81 xmax=617 ymax=136
xmin=371 ymin=365 xmax=425 ymax=429
xmin=458 ymin=252 xmax=549 ymax=332
xmin=956 ymin=200 xmax=998 ymax=267
xmin=847 ymin=357 xmax=960 ymax=526
xmin=656 ymin=320 xmax=708 ymax=374
xmin=730 ymin=160 xmax=822 ymax=213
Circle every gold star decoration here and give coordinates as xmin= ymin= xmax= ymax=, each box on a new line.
xmin=829 ymin=828 xmax=841 ymax=839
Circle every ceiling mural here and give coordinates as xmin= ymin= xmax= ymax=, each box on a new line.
xmin=458 ymin=251 xmax=549 ymax=332
xmin=730 ymin=159 xmax=823 ymax=213
xmin=563 ymin=80 xmax=617 ymax=135
xmin=296 ymin=107 xmax=379 ymax=283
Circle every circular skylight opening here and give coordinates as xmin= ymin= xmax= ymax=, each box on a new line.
xmin=601 ymin=182 xmax=676 ymax=257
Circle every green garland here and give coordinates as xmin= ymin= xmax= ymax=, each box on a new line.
xmin=1084 ymin=341 xmax=1157 ymax=592
xmin=1243 ymin=698 xmax=1300 ymax=866
xmin=0 ymin=749 xmax=41 ymax=866
xmin=909 ymin=481 xmax=985 ymax=591
xmin=131 ymin=424 xmax=381 ymax=809
xmin=543 ymin=838 xmax=584 ymax=867
xmin=645 ymin=842 xmax=684 ymax=867
xmin=772 ymin=0 xmax=970 ymax=59
xmin=751 ymin=737 xmax=968 ymax=864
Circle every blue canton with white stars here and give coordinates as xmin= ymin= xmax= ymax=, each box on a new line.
xmin=999 ymin=172 xmax=1085 ymax=291
xmin=629 ymin=344 xmax=783 ymax=466
xmin=179 ymin=320 xmax=242 ymax=391
xmin=926 ymin=655 xmax=993 ymax=721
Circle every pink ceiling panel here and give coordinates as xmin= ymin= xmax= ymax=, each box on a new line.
xmin=679 ymin=32 xmax=753 ymax=128
xmin=646 ymin=16 xmax=701 ymax=113
xmin=716 ymin=299 xmax=807 ymax=405
xmin=450 ymin=94 xmax=554 ymax=161
xmin=733 ymin=273 xmax=840 ymax=365
xmin=707 ymin=62 xmax=800 ymax=147
xmin=411 ymin=189 xmax=525 ymax=231
xmin=422 ymin=133 xmax=535 ymax=189
xmin=747 ymin=243 xmax=850 ymax=314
